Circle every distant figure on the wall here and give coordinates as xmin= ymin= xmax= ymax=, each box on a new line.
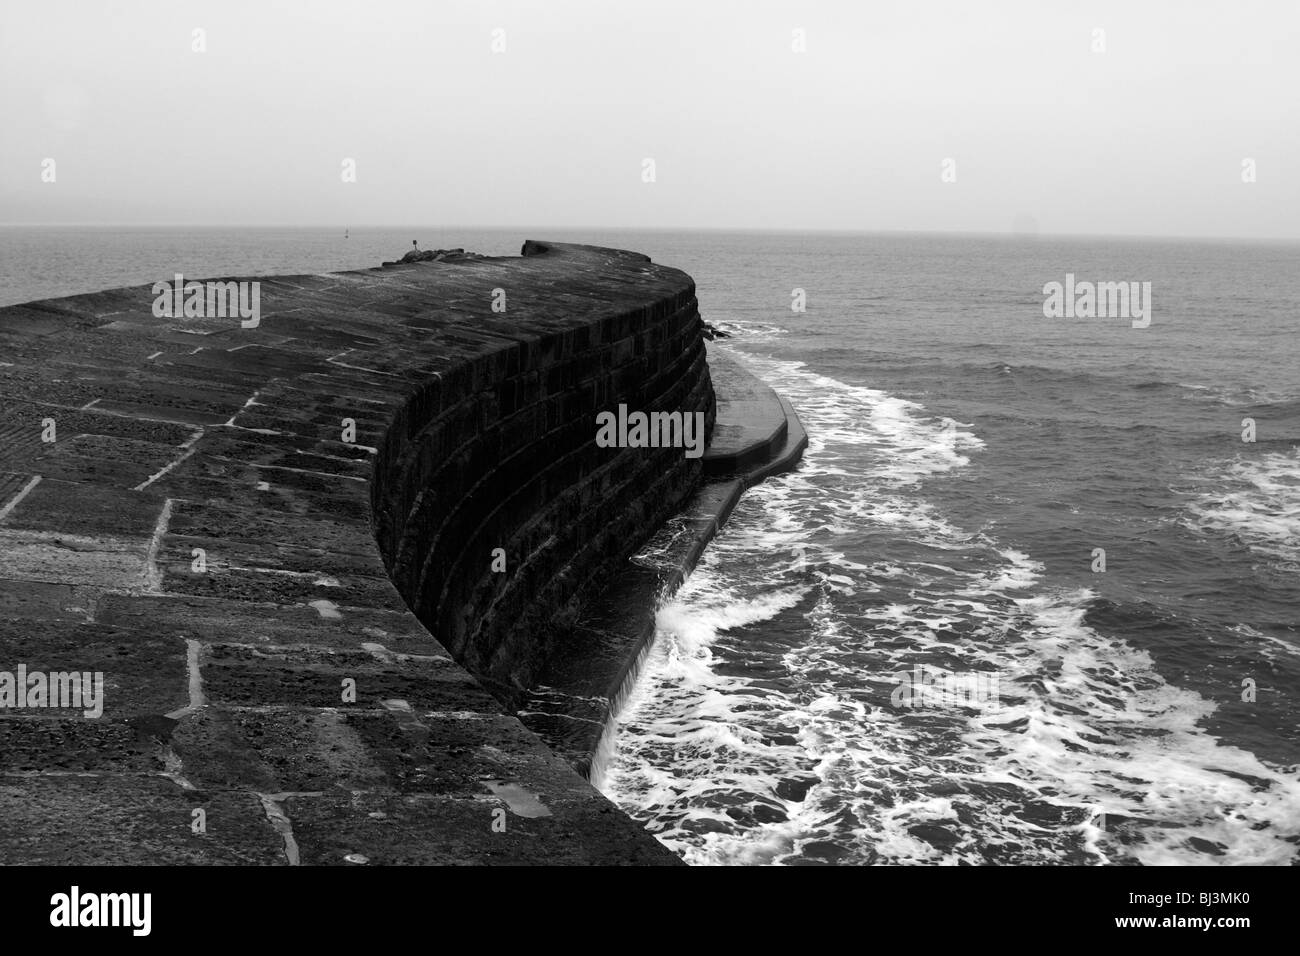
xmin=412 ymin=240 xmax=420 ymax=252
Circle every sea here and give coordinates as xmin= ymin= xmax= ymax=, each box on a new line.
xmin=3 ymin=225 xmax=1298 ymax=865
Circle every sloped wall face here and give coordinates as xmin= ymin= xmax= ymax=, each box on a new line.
xmin=372 ymin=284 xmax=714 ymax=705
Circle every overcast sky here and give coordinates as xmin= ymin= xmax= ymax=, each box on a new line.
xmin=2 ymin=0 xmax=1296 ymax=237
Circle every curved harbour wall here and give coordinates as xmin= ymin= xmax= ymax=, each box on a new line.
xmin=0 ymin=241 xmax=705 ymax=865
xmin=374 ymin=241 xmax=715 ymax=706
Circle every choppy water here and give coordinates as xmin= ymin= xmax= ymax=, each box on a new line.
xmin=4 ymin=226 xmax=1297 ymax=865
xmin=597 ymin=233 xmax=1300 ymax=866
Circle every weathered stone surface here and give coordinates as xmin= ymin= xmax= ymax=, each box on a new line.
xmin=0 ymin=241 xmax=712 ymax=865
xmin=0 ymin=777 xmax=286 ymax=865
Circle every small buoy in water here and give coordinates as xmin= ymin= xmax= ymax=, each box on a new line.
xmin=344 ymin=853 xmax=369 ymax=865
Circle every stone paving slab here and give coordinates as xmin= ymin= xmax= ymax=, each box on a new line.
xmin=0 ymin=777 xmax=287 ymax=866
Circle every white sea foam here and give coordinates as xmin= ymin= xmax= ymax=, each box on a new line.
xmin=1185 ymin=449 xmax=1300 ymax=569
xmin=710 ymin=320 xmax=789 ymax=343
xmin=601 ymin=348 xmax=1300 ymax=866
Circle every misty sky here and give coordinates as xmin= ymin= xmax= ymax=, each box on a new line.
xmin=2 ymin=0 xmax=1296 ymax=237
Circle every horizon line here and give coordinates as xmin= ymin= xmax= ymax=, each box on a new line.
xmin=2 ymin=222 xmax=1298 ymax=245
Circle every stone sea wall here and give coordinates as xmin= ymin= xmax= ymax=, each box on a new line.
xmin=0 ymin=241 xmax=705 ymax=864
xmin=373 ymin=240 xmax=716 ymax=706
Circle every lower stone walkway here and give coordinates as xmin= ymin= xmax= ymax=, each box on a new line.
xmin=702 ymin=348 xmax=793 ymax=477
